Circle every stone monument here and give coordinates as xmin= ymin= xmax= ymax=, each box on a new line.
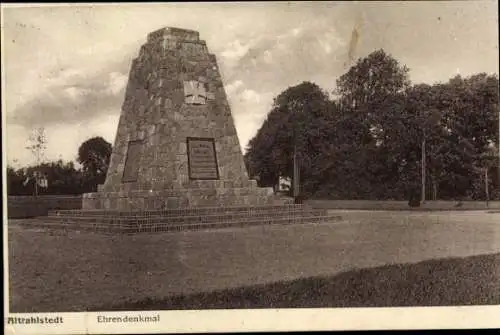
xmin=83 ymin=27 xmax=285 ymax=210
xmin=29 ymin=27 xmax=341 ymax=233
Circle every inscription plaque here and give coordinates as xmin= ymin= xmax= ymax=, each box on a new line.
xmin=122 ymin=140 xmax=142 ymax=182
xmin=187 ymin=137 xmax=219 ymax=180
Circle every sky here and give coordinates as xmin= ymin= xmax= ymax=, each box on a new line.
xmin=2 ymin=1 xmax=499 ymax=168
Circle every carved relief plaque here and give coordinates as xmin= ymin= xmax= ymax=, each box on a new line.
xmin=183 ymin=80 xmax=207 ymax=105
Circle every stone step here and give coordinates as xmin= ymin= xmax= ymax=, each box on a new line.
xmin=49 ymin=204 xmax=308 ymax=217
xmin=87 ymin=185 xmax=273 ymax=199
xmin=43 ymin=208 xmax=328 ymax=225
xmin=83 ymin=190 xmax=292 ymax=210
xmin=18 ymin=214 xmax=343 ymax=234
xmin=120 ymin=215 xmax=343 ymax=234
xmin=103 ymin=179 xmax=261 ymax=193
xmin=48 ymin=206 xmax=323 ymax=219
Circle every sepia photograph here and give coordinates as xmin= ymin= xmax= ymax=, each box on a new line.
xmin=2 ymin=1 xmax=500 ymax=333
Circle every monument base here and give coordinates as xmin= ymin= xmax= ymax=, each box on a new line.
xmin=25 ymin=204 xmax=342 ymax=234
xmin=83 ymin=180 xmax=288 ymax=211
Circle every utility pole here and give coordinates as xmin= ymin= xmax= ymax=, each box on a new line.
xmin=420 ymin=109 xmax=442 ymax=204
xmin=293 ymin=144 xmax=299 ymax=202
xmin=421 ymin=134 xmax=426 ymax=204
xmin=291 ymin=100 xmax=301 ymax=203
xmin=485 ymin=168 xmax=489 ymax=206
xmin=292 ymin=104 xmax=299 ymax=203
xmin=34 ymin=171 xmax=39 ymax=198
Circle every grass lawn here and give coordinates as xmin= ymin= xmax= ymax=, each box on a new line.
xmin=98 ymin=253 xmax=500 ymax=310
xmin=8 ymin=211 xmax=500 ymax=312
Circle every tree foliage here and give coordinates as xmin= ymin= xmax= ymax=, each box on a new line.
xmin=8 ymin=137 xmax=113 ymax=195
xmin=7 ymin=160 xmax=85 ymax=195
xmin=77 ymin=136 xmax=112 ymax=191
xmin=26 ymin=127 xmax=47 ymax=165
xmin=245 ymin=81 xmax=335 ymax=196
xmin=245 ymin=49 xmax=499 ymax=200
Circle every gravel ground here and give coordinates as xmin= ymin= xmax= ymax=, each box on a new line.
xmin=7 ymin=210 xmax=500 ymax=312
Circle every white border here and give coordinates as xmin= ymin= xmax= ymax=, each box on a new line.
xmin=2 ymin=2 xmax=500 ymax=333
xmin=4 ymin=307 xmax=500 ymax=334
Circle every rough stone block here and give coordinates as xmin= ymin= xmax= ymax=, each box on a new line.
xmin=166 ymin=197 xmax=179 ymax=209
xmin=145 ymin=197 xmax=156 ymax=210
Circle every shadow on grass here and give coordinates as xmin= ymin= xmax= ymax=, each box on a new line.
xmin=94 ymin=253 xmax=500 ymax=310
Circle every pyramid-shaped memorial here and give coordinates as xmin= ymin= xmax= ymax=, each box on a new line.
xmin=30 ymin=27 xmax=342 ymax=233
xmin=83 ymin=27 xmax=285 ymax=210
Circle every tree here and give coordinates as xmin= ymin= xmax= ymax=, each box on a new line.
xmin=34 ymin=160 xmax=85 ymax=195
xmin=26 ymin=127 xmax=47 ymax=165
xmin=332 ymin=49 xmax=412 ymax=199
xmin=245 ymin=81 xmax=334 ymax=197
xmin=7 ymin=160 xmax=86 ymax=195
xmin=7 ymin=166 xmax=29 ymax=195
xmin=336 ymin=49 xmax=410 ymax=118
xmin=426 ymin=74 xmax=499 ymax=200
xmin=77 ymin=137 xmax=112 ymax=191
xmin=245 ymin=49 xmax=498 ymax=201
xmin=25 ymin=127 xmax=47 ymax=196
